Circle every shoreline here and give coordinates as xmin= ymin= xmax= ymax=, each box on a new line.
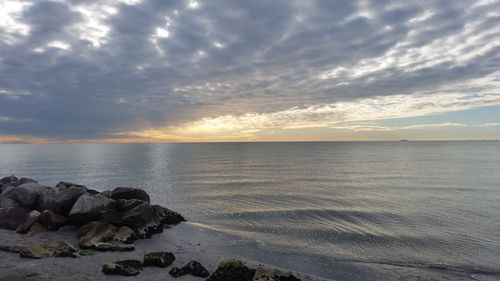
xmin=0 ymin=175 xmax=312 ymax=281
xmin=1 ymin=221 xmax=493 ymax=281
xmin=1 ymin=175 xmax=498 ymax=281
xmin=0 ymin=223 xmax=324 ymax=281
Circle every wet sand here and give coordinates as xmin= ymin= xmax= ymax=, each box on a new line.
xmin=0 ymin=223 xmax=325 ymax=281
xmin=0 ymin=222 xmax=488 ymax=281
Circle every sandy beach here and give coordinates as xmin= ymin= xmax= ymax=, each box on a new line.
xmin=1 ymin=221 xmax=491 ymax=281
xmin=0 ymin=222 xmax=326 ymax=281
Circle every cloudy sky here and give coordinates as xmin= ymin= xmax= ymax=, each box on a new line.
xmin=0 ymin=0 xmax=499 ymax=143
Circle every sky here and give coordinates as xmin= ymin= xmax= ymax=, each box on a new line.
xmin=0 ymin=0 xmax=499 ymax=143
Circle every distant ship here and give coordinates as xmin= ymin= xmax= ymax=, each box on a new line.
xmin=400 ymin=139 xmax=409 ymax=142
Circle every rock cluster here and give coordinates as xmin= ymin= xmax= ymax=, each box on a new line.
xmin=102 ymin=252 xmax=211 ymax=278
xmin=1 ymin=175 xmax=302 ymax=281
xmin=0 ymin=175 xmax=185 ymax=250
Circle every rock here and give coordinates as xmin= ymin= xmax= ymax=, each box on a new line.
xmin=79 ymin=249 xmax=96 ymax=256
xmin=100 ymin=190 xmax=112 ymax=198
xmin=169 ymin=261 xmax=210 ymax=278
xmin=253 ymin=268 xmax=302 ymax=281
xmin=207 ymin=260 xmax=256 ymax=281
xmin=143 ymin=252 xmax=175 ymax=268
xmin=68 ymin=194 xmax=116 ymax=224
xmin=56 ymin=181 xmax=87 ymax=189
xmin=2 ymin=242 xmax=78 ymax=259
xmin=153 ymin=205 xmax=186 ymax=225
xmin=0 ymin=175 xmax=18 ymax=187
xmin=114 ymin=226 xmax=137 ymax=244
xmin=34 ymin=187 xmax=56 ymax=211
xmin=115 ymin=198 xmax=146 ymax=211
xmin=0 ymin=186 xmax=21 ymax=208
xmin=16 ymin=210 xmax=41 ymax=234
xmin=18 ymin=177 xmax=38 ymax=186
xmin=112 ymin=200 xmax=155 ymax=228
xmin=92 ymin=242 xmax=135 ymax=252
xmin=78 ymin=221 xmax=135 ymax=250
xmin=39 ymin=210 xmax=67 ymax=230
xmin=102 ymin=259 xmax=143 ymax=276
xmin=19 ymin=244 xmax=56 ymax=259
xmin=111 ymin=187 xmax=150 ymax=203
xmin=14 ymin=183 xmax=48 ymax=209
xmin=78 ymin=221 xmax=118 ymax=248
xmin=0 ymin=207 xmax=31 ymax=230
xmin=87 ymin=189 xmax=100 ymax=195
xmin=53 ymin=241 xmax=78 ymax=258
xmin=0 ymin=245 xmax=24 ymax=253
xmin=27 ymin=222 xmax=47 ymax=235
xmin=37 ymin=186 xmax=86 ymax=215
xmin=0 ymin=197 xmax=21 ymax=208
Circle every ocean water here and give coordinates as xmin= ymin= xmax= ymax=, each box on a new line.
xmin=1 ymin=142 xmax=500 ymax=279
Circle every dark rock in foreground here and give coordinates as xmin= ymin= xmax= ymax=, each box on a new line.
xmin=143 ymin=251 xmax=175 ymax=268
xmin=16 ymin=210 xmax=40 ymax=234
xmin=0 ymin=207 xmax=30 ymax=230
xmin=207 ymin=261 xmax=256 ymax=281
xmin=102 ymin=259 xmax=143 ymax=276
xmin=253 ymin=268 xmax=302 ymax=281
xmin=169 ymin=261 xmax=210 ymax=278
xmin=111 ymin=187 xmax=150 ymax=203
xmin=206 ymin=261 xmax=302 ymax=281
xmin=0 ymin=241 xmax=78 ymax=259
xmin=68 ymin=194 xmax=117 ymax=224
xmin=39 ymin=210 xmax=67 ymax=230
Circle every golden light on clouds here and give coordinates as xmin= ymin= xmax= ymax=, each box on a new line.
xmin=111 ymin=90 xmax=500 ymax=142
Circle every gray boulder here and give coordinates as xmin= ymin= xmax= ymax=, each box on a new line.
xmin=78 ymin=221 xmax=136 ymax=250
xmin=153 ymin=205 xmax=185 ymax=225
xmin=0 ymin=197 xmax=20 ymax=208
xmin=253 ymin=268 xmax=302 ymax=281
xmin=111 ymin=187 xmax=150 ymax=203
xmin=18 ymin=177 xmax=38 ymax=186
xmin=0 ymin=207 xmax=31 ymax=230
xmin=34 ymin=187 xmax=57 ymax=211
xmin=169 ymin=261 xmax=210 ymax=278
xmin=16 ymin=210 xmax=41 ymax=234
xmin=39 ymin=210 xmax=67 ymax=230
xmin=56 ymin=181 xmax=86 ymax=189
xmin=14 ymin=183 xmax=48 ymax=209
xmin=53 ymin=241 xmax=78 ymax=258
xmin=0 ymin=175 xmax=18 ymax=187
xmin=0 ymin=245 xmax=24 ymax=253
xmin=92 ymin=242 xmax=135 ymax=252
xmin=68 ymin=194 xmax=116 ymax=224
xmin=100 ymin=190 xmax=112 ymax=198
xmin=102 ymin=259 xmax=143 ymax=276
xmin=19 ymin=243 xmax=56 ymax=259
xmin=111 ymin=200 xmax=155 ymax=228
xmin=207 ymin=261 xmax=256 ymax=281
xmin=78 ymin=220 xmax=117 ymax=248
xmin=37 ymin=186 xmax=86 ymax=215
xmin=3 ymin=242 xmax=78 ymax=259
xmin=114 ymin=226 xmax=137 ymax=244
xmin=0 ymin=186 xmax=19 ymax=208
xmin=143 ymin=252 xmax=175 ymax=268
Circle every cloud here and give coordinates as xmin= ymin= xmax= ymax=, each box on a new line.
xmin=117 ymin=89 xmax=500 ymax=140
xmin=0 ymin=0 xmax=499 ymax=141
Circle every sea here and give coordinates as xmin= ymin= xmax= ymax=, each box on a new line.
xmin=1 ymin=141 xmax=499 ymax=280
